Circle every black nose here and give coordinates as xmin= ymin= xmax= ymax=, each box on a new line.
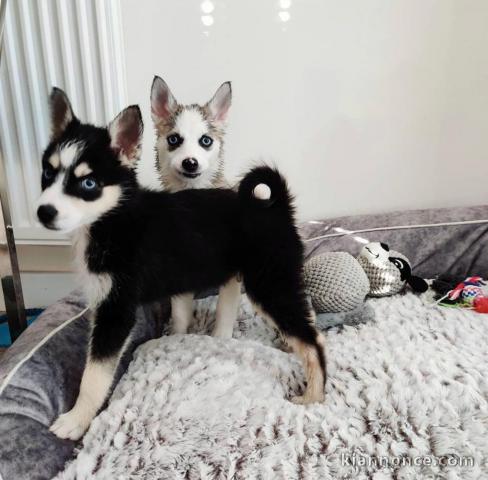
xmin=181 ymin=158 xmax=199 ymax=172
xmin=37 ymin=204 xmax=58 ymax=225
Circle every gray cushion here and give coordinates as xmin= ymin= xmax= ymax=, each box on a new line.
xmin=301 ymin=205 xmax=488 ymax=278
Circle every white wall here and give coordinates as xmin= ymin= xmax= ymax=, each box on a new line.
xmin=122 ymin=0 xmax=488 ymax=221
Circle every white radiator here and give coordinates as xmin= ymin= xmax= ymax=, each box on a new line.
xmin=0 ymin=0 xmax=127 ymax=243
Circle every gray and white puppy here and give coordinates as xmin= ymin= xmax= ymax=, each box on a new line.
xmin=151 ymin=76 xmax=231 ymax=192
xmin=151 ymin=76 xmax=239 ymax=338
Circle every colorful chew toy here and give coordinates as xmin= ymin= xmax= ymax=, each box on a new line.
xmin=436 ymin=276 xmax=488 ymax=313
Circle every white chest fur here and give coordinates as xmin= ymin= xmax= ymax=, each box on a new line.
xmin=72 ymin=228 xmax=113 ymax=309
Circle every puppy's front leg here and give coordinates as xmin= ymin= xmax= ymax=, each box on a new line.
xmin=212 ymin=276 xmax=241 ymax=338
xmin=49 ymin=353 xmax=117 ymax=440
xmin=171 ymin=293 xmax=194 ymax=334
xmin=50 ymin=291 xmax=136 ymax=440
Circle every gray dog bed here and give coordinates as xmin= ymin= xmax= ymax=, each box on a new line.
xmin=55 ymin=293 xmax=488 ymax=479
xmin=1 ymin=206 xmax=487 ymax=479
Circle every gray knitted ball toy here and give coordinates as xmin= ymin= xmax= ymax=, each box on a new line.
xmin=304 ymin=252 xmax=370 ymax=313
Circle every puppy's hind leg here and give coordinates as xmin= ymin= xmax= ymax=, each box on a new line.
xmin=245 ymin=286 xmax=326 ymax=404
xmin=212 ymin=276 xmax=241 ymax=338
xmin=285 ymin=331 xmax=326 ymax=405
xmin=171 ymin=293 xmax=194 ymax=334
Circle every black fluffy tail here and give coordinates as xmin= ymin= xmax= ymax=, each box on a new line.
xmin=238 ymin=166 xmax=293 ymax=212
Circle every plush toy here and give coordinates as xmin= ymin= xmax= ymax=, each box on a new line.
xmin=303 ymin=242 xmax=428 ymax=329
xmin=357 ymin=242 xmax=429 ymax=297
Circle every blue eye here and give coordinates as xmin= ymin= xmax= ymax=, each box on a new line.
xmin=199 ymin=135 xmax=213 ymax=148
xmin=167 ymin=134 xmax=181 ymax=146
xmin=43 ymin=168 xmax=55 ymax=180
xmin=81 ymin=178 xmax=97 ymax=190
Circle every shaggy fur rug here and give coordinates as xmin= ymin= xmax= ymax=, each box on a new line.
xmin=55 ymin=293 xmax=488 ymax=480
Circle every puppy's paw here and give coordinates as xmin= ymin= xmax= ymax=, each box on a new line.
xmin=291 ymin=393 xmax=325 ymax=405
xmin=171 ymin=324 xmax=188 ymax=335
xmin=50 ymin=408 xmax=91 ymax=440
xmin=291 ymin=394 xmax=307 ymax=405
xmin=171 ymin=316 xmax=197 ymax=335
xmin=211 ymin=325 xmax=233 ymax=339
xmin=278 ymin=342 xmax=293 ymax=353
xmin=171 ymin=320 xmax=191 ymax=335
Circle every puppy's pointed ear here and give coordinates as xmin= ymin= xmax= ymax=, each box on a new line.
xmin=49 ymin=87 xmax=76 ymax=140
xmin=151 ymin=76 xmax=178 ymax=125
xmin=108 ymin=105 xmax=143 ymax=168
xmin=206 ymin=81 xmax=232 ymax=123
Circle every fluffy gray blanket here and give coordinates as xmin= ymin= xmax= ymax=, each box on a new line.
xmin=55 ymin=293 xmax=488 ymax=479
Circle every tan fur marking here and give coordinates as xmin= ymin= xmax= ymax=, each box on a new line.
xmin=153 ymin=104 xmax=184 ymax=134
xmin=249 ymin=300 xmax=325 ymax=404
xmin=287 ymin=335 xmax=326 ymax=404
xmin=49 ymin=153 xmax=60 ymax=169
xmin=74 ymin=162 xmax=93 ymax=178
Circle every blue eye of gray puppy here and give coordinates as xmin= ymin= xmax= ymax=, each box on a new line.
xmin=199 ymin=135 xmax=213 ymax=148
xmin=167 ymin=133 xmax=182 ymax=147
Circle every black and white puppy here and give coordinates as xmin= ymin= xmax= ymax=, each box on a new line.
xmin=151 ymin=76 xmax=238 ymax=338
xmin=38 ymin=88 xmax=327 ymax=440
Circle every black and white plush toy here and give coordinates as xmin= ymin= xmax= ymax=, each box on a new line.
xmin=357 ymin=242 xmax=428 ymax=297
